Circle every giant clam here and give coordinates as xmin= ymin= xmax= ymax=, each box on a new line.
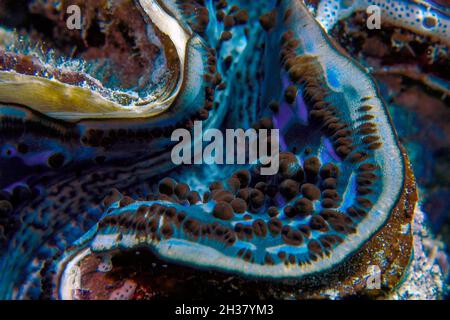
xmin=0 ymin=0 xmax=447 ymax=300
xmin=309 ymin=0 xmax=450 ymax=247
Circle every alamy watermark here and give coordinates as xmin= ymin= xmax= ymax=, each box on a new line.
xmin=366 ymin=5 xmax=381 ymax=30
xmin=66 ymin=5 xmax=82 ymax=30
xmin=365 ymin=265 xmax=381 ymax=289
xmin=171 ymin=121 xmax=280 ymax=175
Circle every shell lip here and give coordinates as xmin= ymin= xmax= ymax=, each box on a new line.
xmin=0 ymin=0 xmax=194 ymax=122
